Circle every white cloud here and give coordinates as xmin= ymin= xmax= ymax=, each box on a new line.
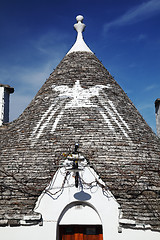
xmin=136 ymin=34 xmax=147 ymax=41
xmin=0 ymin=60 xmax=60 ymax=121
xmin=5 ymin=34 xmax=71 ymax=122
xmin=103 ymin=0 xmax=160 ymax=32
xmin=144 ymin=84 xmax=157 ymax=91
xmin=8 ymin=64 xmax=53 ymax=121
xmin=9 ymin=93 xmax=32 ymax=121
xmin=128 ymin=63 xmax=137 ymax=68
xmin=138 ymin=103 xmax=153 ymax=110
xmin=30 ymin=30 xmax=70 ymax=57
xmin=1 ymin=63 xmax=52 ymax=91
xmin=0 ymin=30 xmax=70 ymax=121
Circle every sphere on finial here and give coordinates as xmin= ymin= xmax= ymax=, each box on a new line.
xmin=74 ymin=15 xmax=85 ymax=33
xmin=76 ymin=15 xmax=84 ymax=22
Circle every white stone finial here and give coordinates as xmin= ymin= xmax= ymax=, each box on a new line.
xmin=76 ymin=15 xmax=84 ymax=22
xmin=67 ymin=15 xmax=93 ymax=55
xmin=74 ymin=15 xmax=85 ymax=33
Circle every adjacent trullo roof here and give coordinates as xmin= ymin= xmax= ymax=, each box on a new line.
xmin=0 ymin=15 xmax=160 ymax=230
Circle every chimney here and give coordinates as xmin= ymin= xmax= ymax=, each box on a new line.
xmin=0 ymin=84 xmax=14 ymax=126
xmin=155 ymin=98 xmax=160 ymax=138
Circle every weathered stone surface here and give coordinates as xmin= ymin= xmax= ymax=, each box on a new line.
xmin=0 ymin=52 xmax=160 ymax=231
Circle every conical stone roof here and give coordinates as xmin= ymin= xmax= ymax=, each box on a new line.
xmin=0 ymin=17 xmax=160 ymax=230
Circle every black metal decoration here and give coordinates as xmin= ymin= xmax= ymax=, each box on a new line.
xmin=73 ymin=144 xmax=79 ymax=188
xmin=66 ymin=144 xmax=85 ymax=188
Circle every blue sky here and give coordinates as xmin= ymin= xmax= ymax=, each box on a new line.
xmin=0 ymin=0 xmax=160 ymax=133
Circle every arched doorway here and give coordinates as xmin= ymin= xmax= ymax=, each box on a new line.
xmin=59 ymin=225 xmax=102 ymax=240
xmin=58 ymin=202 xmax=103 ymax=240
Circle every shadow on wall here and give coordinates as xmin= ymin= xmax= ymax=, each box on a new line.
xmin=74 ymin=190 xmax=91 ymax=201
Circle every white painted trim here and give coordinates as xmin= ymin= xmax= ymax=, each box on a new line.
xmin=35 ymin=158 xmax=120 ymax=240
xmin=58 ymin=202 xmax=102 ymax=225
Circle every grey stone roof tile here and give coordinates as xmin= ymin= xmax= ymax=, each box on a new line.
xmin=0 ymin=52 xmax=160 ymax=230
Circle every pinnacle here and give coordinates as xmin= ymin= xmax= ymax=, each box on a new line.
xmin=67 ymin=15 xmax=93 ymax=55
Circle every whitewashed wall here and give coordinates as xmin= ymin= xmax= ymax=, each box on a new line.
xmin=155 ymin=99 xmax=160 ymax=137
xmin=0 ymin=165 xmax=160 ymax=240
xmin=0 ymin=86 xmax=11 ymax=125
xmin=0 ymin=87 xmax=4 ymax=125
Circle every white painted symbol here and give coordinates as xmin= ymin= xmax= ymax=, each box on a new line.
xmin=53 ymin=80 xmax=110 ymax=108
xmin=30 ymin=80 xmax=131 ymax=144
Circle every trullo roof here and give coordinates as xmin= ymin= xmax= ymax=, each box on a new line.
xmin=0 ymin=16 xmax=160 ymax=231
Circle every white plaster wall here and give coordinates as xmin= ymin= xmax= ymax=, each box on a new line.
xmin=0 ymin=87 xmax=4 ymax=125
xmin=59 ymin=204 xmax=101 ymax=225
xmin=0 ymin=86 xmax=10 ymax=125
xmin=0 ymin=224 xmax=160 ymax=240
xmin=0 ymin=166 xmax=160 ymax=240
xmin=3 ymin=88 xmax=10 ymax=123
xmin=156 ymin=102 xmax=160 ymax=137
